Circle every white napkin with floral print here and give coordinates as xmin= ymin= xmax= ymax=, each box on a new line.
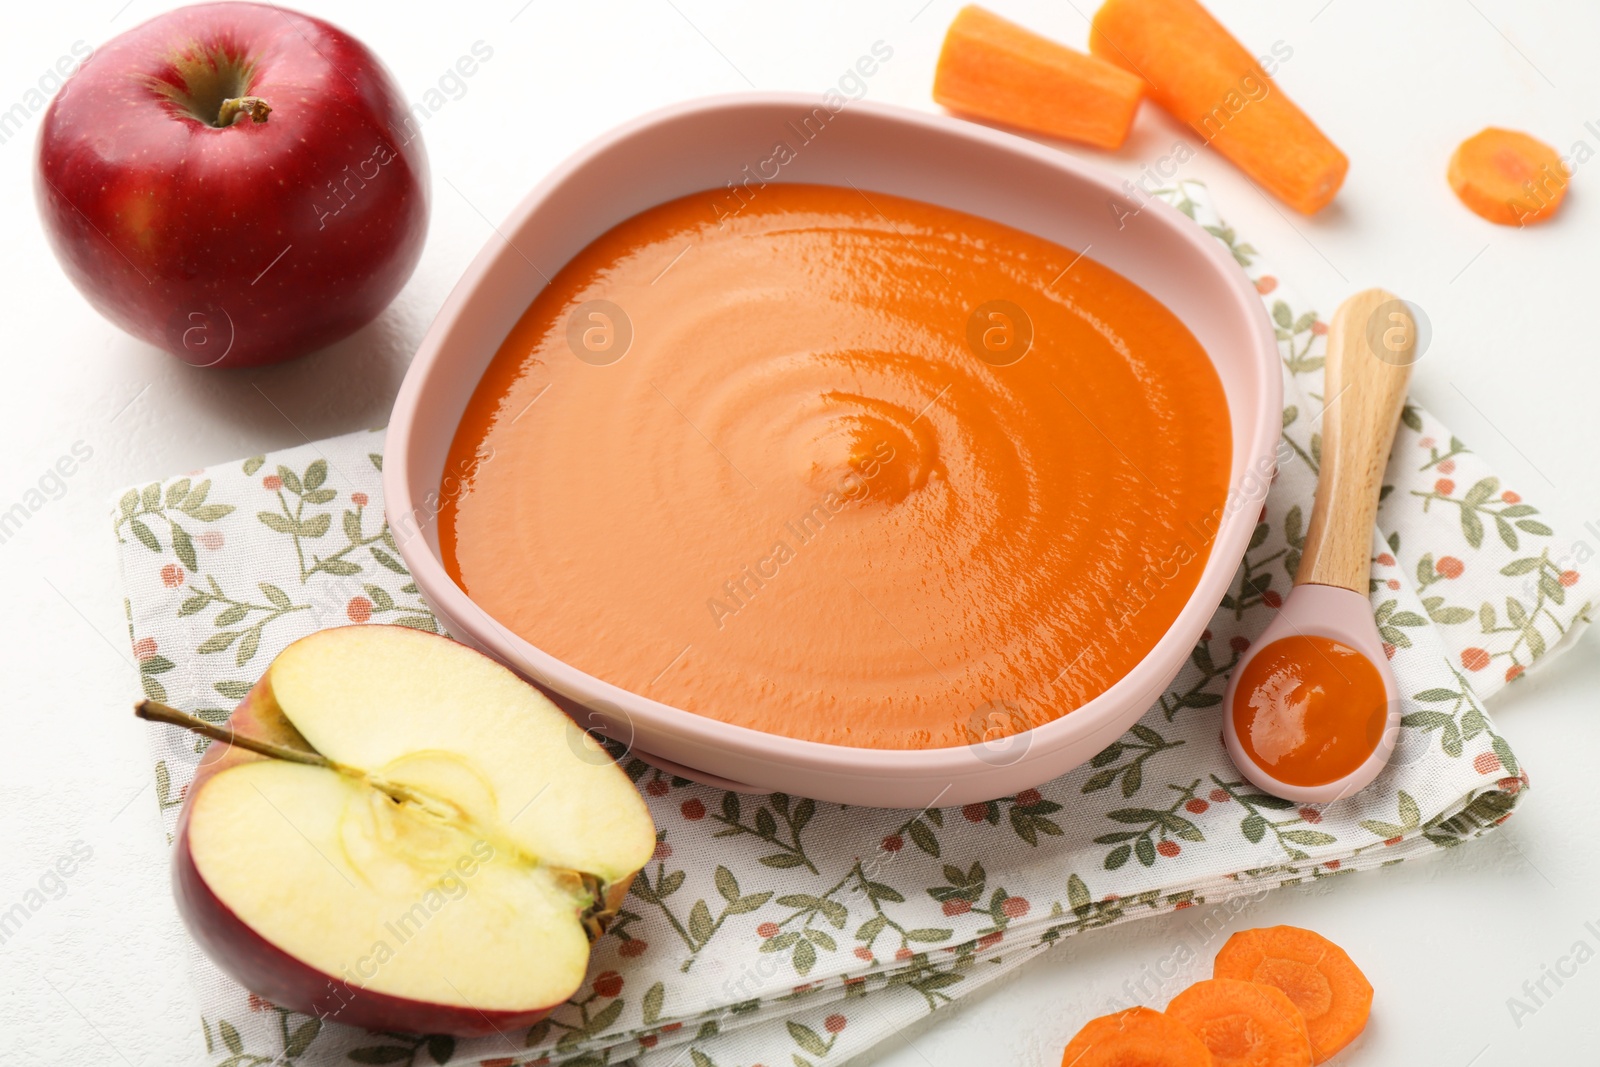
xmin=115 ymin=182 xmax=1595 ymax=1067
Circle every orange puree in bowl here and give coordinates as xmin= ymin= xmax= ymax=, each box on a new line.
xmin=438 ymin=184 xmax=1231 ymax=749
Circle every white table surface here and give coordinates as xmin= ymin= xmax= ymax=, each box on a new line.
xmin=3 ymin=1 xmax=1597 ymax=1063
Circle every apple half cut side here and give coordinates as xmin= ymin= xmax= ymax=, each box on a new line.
xmin=141 ymin=624 xmax=656 ymax=1037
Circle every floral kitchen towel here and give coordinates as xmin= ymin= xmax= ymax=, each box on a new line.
xmin=115 ymin=182 xmax=1595 ymax=1067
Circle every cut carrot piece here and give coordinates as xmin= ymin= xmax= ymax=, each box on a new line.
xmin=1089 ymin=0 xmax=1347 ymax=214
xmin=1166 ymin=979 xmax=1312 ymax=1067
xmin=1212 ymin=926 xmax=1372 ymax=1064
xmin=1060 ymin=1006 xmax=1214 ymax=1066
xmin=934 ymin=5 xmax=1145 ymax=150
xmin=1449 ymin=127 xmax=1569 ymax=226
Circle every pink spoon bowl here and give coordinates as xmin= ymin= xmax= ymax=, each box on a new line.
xmin=383 ymin=93 xmax=1282 ymax=808
xmin=1221 ymin=584 xmax=1403 ymax=805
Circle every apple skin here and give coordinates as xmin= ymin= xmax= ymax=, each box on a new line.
xmin=173 ymin=834 xmax=553 ymax=1037
xmin=35 ymin=2 xmax=428 ymax=368
xmin=169 ymin=630 xmax=638 ymax=1037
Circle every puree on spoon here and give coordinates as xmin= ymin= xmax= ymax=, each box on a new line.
xmin=438 ymin=184 xmax=1230 ymax=749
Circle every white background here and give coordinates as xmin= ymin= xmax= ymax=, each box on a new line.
xmin=2 ymin=1 xmax=1597 ymax=1064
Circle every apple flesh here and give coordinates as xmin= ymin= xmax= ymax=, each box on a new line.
xmin=35 ymin=2 xmax=429 ymax=367
xmin=155 ymin=625 xmax=655 ymax=1036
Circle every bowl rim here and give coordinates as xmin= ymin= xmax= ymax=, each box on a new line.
xmin=384 ymin=91 xmax=1284 ymax=781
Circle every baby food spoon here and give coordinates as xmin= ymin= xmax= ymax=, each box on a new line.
xmin=1222 ymin=288 xmax=1417 ymax=804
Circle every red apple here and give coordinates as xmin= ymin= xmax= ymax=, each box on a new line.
xmin=36 ymin=2 xmax=428 ymax=368
xmin=140 ymin=625 xmax=655 ymax=1036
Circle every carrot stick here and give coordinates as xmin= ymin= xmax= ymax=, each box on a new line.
xmin=934 ymin=5 xmax=1145 ymax=150
xmin=1449 ymin=127 xmax=1569 ymax=226
xmin=1089 ymin=0 xmax=1347 ymax=213
xmin=1166 ymin=978 xmax=1312 ymax=1067
xmin=1212 ymin=926 xmax=1372 ymax=1064
xmin=1060 ymin=1006 xmax=1214 ymax=1066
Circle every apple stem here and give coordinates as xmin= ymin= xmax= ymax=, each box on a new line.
xmin=134 ymin=700 xmax=331 ymax=768
xmin=133 ymin=700 xmax=458 ymax=814
xmin=216 ymin=96 xmax=272 ymax=127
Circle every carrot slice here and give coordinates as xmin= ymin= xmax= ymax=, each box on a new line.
xmin=934 ymin=5 xmax=1145 ymax=150
xmin=1060 ymin=1006 xmax=1214 ymax=1066
xmin=1089 ymin=0 xmax=1347 ymax=214
xmin=1448 ymin=127 xmax=1569 ymax=226
xmin=1166 ymin=979 xmax=1312 ymax=1067
xmin=1212 ymin=926 xmax=1372 ymax=1064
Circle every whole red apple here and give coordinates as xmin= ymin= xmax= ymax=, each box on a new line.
xmin=36 ymin=2 xmax=429 ymax=368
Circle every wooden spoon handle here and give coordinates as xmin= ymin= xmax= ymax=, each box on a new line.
xmin=1295 ymin=288 xmax=1417 ymax=593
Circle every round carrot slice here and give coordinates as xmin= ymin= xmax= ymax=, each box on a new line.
xmin=1166 ymin=978 xmax=1312 ymax=1067
xmin=1212 ymin=926 xmax=1372 ymax=1065
xmin=1061 ymin=1006 xmax=1214 ymax=1066
xmin=1448 ymin=127 xmax=1568 ymax=226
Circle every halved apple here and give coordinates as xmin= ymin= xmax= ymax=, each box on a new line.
xmin=144 ymin=624 xmax=655 ymax=1037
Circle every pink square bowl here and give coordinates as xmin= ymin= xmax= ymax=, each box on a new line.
xmin=384 ymin=93 xmax=1281 ymax=808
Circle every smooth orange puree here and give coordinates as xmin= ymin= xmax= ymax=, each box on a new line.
xmin=439 ymin=184 xmax=1231 ymax=749
xmin=1231 ymin=636 xmax=1388 ymax=786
